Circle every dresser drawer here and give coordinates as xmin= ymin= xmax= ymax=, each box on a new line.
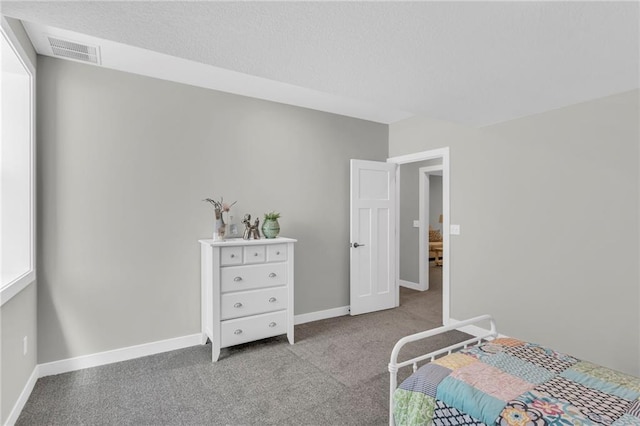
xmin=243 ymin=245 xmax=266 ymax=264
xmin=221 ymin=311 xmax=287 ymax=347
xmin=266 ymin=244 xmax=287 ymax=262
xmin=221 ymin=286 xmax=287 ymax=320
xmin=221 ymin=263 xmax=287 ymax=292
xmin=220 ymin=246 xmax=243 ymax=266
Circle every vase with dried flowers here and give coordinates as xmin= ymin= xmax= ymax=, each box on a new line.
xmin=204 ymin=197 xmax=237 ymax=241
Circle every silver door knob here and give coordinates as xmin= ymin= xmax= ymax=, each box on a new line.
xmin=268 ymin=297 xmax=277 ymax=303
xmin=268 ymin=322 xmax=276 ymax=328
xmin=352 ymin=242 xmax=365 ymax=248
xmin=234 ymin=303 xmax=243 ymax=308
xmin=268 ymin=272 xmax=276 ymax=278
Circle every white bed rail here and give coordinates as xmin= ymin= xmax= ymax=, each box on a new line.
xmin=388 ymin=315 xmax=497 ymax=426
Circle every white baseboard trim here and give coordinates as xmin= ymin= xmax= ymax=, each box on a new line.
xmin=33 ymin=306 xmax=354 ymax=380
xmin=4 ymin=365 xmax=38 ymax=426
xmin=449 ymin=317 xmax=508 ymax=339
xmin=399 ymin=280 xmax=427 ymax=291
xmin=294 ymin=306 xmax=350 ymax=325
xmin=38 ymin=333 xmax=202 ymax=378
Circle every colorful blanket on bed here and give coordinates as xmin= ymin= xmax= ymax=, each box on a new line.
xmin=393 ymin=338 xmax=640 ymax=425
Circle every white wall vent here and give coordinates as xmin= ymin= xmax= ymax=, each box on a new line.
xmin=47 ymin=37 xmax=101 ymax=64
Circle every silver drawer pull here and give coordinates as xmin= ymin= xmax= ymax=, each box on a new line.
xmin=233 ymin=276 xmax=243 ymax=282
xmin=254 ymin=252 xmax=259 ymax=257
xmin=276 ymin=251 xmax=280 ymax=255
xmin=234 ymin=302 xmax=243 ymax=308
xmin=268 ymin=322 xmax=276 ymax=328
xmin=230 ymin=254 xmax=235 ymax=258
xmin=234 ymin=329 xmax=243 ymax=335
xmin=269 ymin=273 xmax=276 ymax=278
xmin=268 ymin=297 xmax=277 ymax=303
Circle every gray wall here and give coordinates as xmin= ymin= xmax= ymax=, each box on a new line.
xmin=429 ymin=176 xmax=442 ymax=231
xmin=399 ymin=162 xmax=420 ymax=284
xmin=37 ymin=57 xmax=387 ymax=363
xmin=0 ymin=18 xmax=37 ymax=425
xmin=390 ymin=90 xmax=640 ymax=375
xmin=1 ymin=284 xmax=37 ymax=424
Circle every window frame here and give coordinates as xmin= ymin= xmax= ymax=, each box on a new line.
xmin=0 ymin=17 xmax=36 ymax=306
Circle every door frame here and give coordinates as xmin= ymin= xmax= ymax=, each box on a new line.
xmin=387 ymin=147 xmax=451 ymax=325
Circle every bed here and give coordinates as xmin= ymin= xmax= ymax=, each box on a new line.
xmin=389 ymin=315 xmax=640 ymax=425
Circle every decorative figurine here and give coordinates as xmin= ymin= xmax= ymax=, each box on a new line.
xmin=242 ymin=214 xmax=261 ymax=240
xmin=252 ymin=218 xmax=261 ymax=240
xmin=242 ymin=214 xmax=251 ymax=239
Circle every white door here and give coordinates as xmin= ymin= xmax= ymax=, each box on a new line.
xmin=350 ymin=159 xmax=397 ymax=315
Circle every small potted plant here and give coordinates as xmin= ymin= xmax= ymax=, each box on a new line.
xmin=262 ymin=211 xmax=281 ymax=239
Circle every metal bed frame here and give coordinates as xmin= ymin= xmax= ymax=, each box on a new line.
xmin=387 ymin=315 xmax=498 ymax=426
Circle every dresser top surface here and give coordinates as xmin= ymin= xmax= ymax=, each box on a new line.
xmin=199 ymin=237 xmax=297 ymax=247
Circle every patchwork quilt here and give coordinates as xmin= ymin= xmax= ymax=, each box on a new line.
xmin=393 ymin=338 xmax=640 ymax=425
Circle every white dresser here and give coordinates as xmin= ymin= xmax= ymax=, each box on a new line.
xmin=199 ymin=237 xmax=296 ymax=361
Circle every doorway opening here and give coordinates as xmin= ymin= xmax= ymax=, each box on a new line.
xmin=388 ymin=148 xmax=450 ymax=325
xmin=419 ymin=166 xmax=443 ymax=292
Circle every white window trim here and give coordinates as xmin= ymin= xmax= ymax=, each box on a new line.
xmin=0 ymin=17 xmax=36 ymax=306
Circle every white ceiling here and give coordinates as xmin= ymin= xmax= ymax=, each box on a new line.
xmin=3 ymin=1 xmax=639 ymax=126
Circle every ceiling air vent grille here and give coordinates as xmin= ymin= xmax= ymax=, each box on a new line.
xmin=48 ymin=37 xmax=100 ymax=64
